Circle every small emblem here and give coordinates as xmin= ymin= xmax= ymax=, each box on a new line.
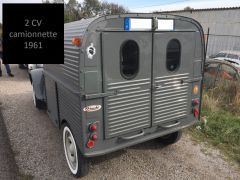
xmin=86 ymin=43 xmax=96 ymax=59
xmin=83 ymin=105 xmax=101 ymax=112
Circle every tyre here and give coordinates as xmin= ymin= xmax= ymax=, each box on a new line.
xmin=32 ymin=87 xmax=46 ymax=109
xmin=158 ymin=130 xmax=182 ymax=145
xmin=28 ymin=73 xmax=33 ymax=84
xmin=62 ymin=124 xmax=89 ymax=178
xmin=19 ymin=64 xmax=28 ymax=69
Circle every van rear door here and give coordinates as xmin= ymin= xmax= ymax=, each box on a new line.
xmin=152 ymin=32 xmax=196 ymax=126
xmin=101 ymin=19 xmax=202 ymax=139
xmin=102 ymin=32 xmax=152 ymax=138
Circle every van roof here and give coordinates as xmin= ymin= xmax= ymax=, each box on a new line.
xmin=64 ymin=13 xmax=203 ymax=41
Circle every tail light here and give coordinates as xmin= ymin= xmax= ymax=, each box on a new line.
xmin=86 ymin=140 xmax=94 ymax=149
xmin=193 ymin=85 xmax=199 ymax=95
xmin=89 ymin=123 xmax=97 ymax=132
xmin=193 ymin=108 xmax=199 ymax=118
xmin=87 ymin=123 xmax=98 ymax=148
xmin=72 ymin=37 xmax=81 ymax=46
xmin=193 ymin=99 xmax=199 ymax=106
xmin=192 ymin=98 xmax=200 ymax=119
xmin=91 ymin=134 xmax=98 ymax=141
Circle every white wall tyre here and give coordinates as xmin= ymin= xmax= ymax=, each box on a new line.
xmin=62 ymin=124 xmax=89 ymax=178
xmin=32 ymin=87 xmax=37 ymax=107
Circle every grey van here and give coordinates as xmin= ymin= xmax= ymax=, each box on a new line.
xmin=31 ymin=14 xmax=205 ymax=177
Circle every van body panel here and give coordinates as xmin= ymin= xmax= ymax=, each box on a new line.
xmin=152 ymin=32 xmax=196 ymax=127
xmin=39 ymin=14 xmax=205 ymax=156
xmin=101 ymin=32 xmax=152 ymax=138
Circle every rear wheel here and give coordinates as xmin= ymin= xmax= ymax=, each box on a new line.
xmin=158 ymin=130 xmax=182 ymax=145
xmin=18 ymin=64 xmax=28 ymax=69
xmin=32 ymin=87 xmax=46 ymax=109
xmin=62 ymin=124 xmax=89 ymax=177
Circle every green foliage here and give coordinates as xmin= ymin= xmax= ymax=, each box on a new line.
xmin=189 ymin=87 xmax=240 ymax=165
xmin=64 ymin=0 xmax=82 ymax=23
xmin=100 ymin=1 xmax=127 ymax=15
xmin=64 ymin=0 xmax=128 ymax=23
xmin=184 ymin=6 xmax=194 ymax=10
xmin=206 ymin=81 xmax=240 ymax=115
xmin=82 ymin=0 xmax=101 ymax=17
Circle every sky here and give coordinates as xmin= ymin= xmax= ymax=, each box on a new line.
xmin=1 ymin=0 xmax=240 ymax=22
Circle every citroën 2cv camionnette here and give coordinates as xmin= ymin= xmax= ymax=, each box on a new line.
xmin=30 ymin=13 xmax=205 ymax=177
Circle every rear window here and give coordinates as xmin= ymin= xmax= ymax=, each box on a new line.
xmin=120 ymin=40 xmax=139 ymax=79
xmin=215 ymin=53 xmax=226 ymax=58
xmin=227 ymin=54 xmax=239 ymax=60
xmin=166 ymin=39 xmax=181 ymax=72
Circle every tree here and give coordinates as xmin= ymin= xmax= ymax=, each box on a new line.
xmin=82 ymin=0 xmax=101 ymax=17
xmin=53 ymin=0 xmax=64 ymax=3
xmin=64 ymin=0 xmax=128 ymax=23
xmin=101 ymin=2 xmax=127 ymax=15
xmin=184 ymin=6 xmax=194 ymax=11
xmin=64 ymin=0 xmax=82 ymax=22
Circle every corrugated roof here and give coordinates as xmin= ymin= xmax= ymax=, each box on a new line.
xmin=160 ymin=6 xmax=240 ymax=13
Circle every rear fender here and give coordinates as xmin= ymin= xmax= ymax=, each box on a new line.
xmin=30 ymin=68 xmax=46 ymax=101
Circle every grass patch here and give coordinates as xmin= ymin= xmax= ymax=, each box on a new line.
xmin=189 ymin=81 xmax=240 ymax=165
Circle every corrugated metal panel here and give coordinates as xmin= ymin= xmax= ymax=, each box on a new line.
xmin=163 ymin=6 xmax=240 ymax=13
xmin=207 ymin=35 xmax=240 ymax=56
xmin=63 ymin=17 xmax=98 ymax=88
xmin=153 ymin=73 xmax=189 ymax=124
xmin=58 ymin=85 xmax=83 ymax=147
xmin=165 ymin=9 xmax=240 ymax=56
xmin=106 ymin=78 xmax=151 ymax=137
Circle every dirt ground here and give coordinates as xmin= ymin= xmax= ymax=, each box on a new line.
xmin=0 ymin=64 xmax=239 ymax=180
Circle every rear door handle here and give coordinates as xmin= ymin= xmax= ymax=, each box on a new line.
xmin=159 ymin=121 xmax=180 ymax=128
xmin=120 ymin=130 xmax=145 ymax=140
xmin=183 ymin=77 xmax=202 ymax=83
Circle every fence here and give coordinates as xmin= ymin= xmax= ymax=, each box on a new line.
xmin=205 ymin=28 xmax=240 ymax=57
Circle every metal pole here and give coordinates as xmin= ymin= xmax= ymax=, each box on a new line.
xmin=205 ymin=27 xmax=210 ymax=58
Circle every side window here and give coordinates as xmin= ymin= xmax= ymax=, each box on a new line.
xmin=166 ymin=39 xmax=181 ymax=71
xmin=120 ymin=40 xmax=139 ymax=79
xmin=227 ymin=54 xmax=238 ymax=60
xmin=204 ymin=63 xmax=219 ymax=76
xmin=215 ymin=53 xmax=226 ymax=58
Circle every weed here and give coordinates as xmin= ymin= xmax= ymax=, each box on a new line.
xmin=190 ymin=80 xmax=240 ymax=165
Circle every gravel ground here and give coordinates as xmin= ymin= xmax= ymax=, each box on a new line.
xmin=0 ymin=64 xmax=239 ymax=180
xmin=0 ymin=106 xmax=19 ymax=179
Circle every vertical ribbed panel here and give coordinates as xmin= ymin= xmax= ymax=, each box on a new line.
xmin=153 ymin=73 xmax=190 ymax=125
xmin=64 ymin=17 xmax=98 ymax=88
xmin=58 ymin=85 xmax=83 ymax=146
xmin=167 ymin=9 xmax=240 ymax=56
xmin=105 ymin=78 xmax=151 ymax=138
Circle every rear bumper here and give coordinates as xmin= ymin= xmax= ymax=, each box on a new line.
xmin=83 ymin=119 xmax=197 ymax=157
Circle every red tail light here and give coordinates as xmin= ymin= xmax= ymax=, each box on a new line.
xmin=193 ymin=108 xmax=199 ymax=118
xmin=91 ymin=134 xmax=98 ymax=141
xmin=87 ymin=140 xmax=94 ymax=148
xmin=193 ymin=99 xmax=199 ymax=106
xmin=89 ymin=123 xmax=97 ymax=132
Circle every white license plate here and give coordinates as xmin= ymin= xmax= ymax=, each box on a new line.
xmin=158 ymin=19 xmax=174 ymax=30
